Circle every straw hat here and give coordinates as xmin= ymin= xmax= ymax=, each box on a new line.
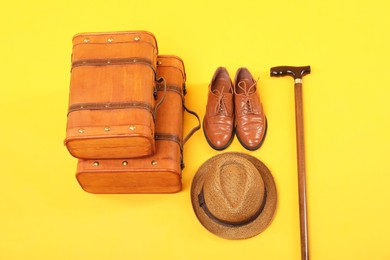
xmin=191 ymin=152 xmax=277 ymax=239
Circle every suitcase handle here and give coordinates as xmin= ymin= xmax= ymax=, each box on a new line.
xmin=153 ymin=77 xmax=167 ymax=120
xmin=155 ymin=81 xmax=200 ymax=169
xmin=182 ymin=101 xmax=200 ymax=145
xmin=179 ymin=95 xmax=200 ymax=169
xmin=153 ymin=83 xmax=200 ymax=146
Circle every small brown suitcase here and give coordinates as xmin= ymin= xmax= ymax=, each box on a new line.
xmin=65 ymin=31 xmax=160 ymax=159
xmin=75 ymin=55 xmax=199 ymax=193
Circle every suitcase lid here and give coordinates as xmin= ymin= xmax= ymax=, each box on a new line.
xmin=157 ymin=55 xmax=186 ymax=82
xmin=72 ymin=30 xmax=158 ymax=53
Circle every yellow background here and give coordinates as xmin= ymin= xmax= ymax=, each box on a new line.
xmin=1 ymin=0 xmax=389 ymax=259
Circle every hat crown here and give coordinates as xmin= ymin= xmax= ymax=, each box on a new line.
xmin=203 ymin=156 xmax=265 ymax=224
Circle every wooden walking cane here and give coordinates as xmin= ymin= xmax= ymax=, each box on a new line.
xmin=270 ymin=66 xmax=311 ymax=260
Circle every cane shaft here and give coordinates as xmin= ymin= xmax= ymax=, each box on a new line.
xmin=294 ymin=82 xmax=309 ymax=260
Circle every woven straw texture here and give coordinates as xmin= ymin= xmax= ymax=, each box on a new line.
xmin=191 ymin=152 xmax=277 ymax=239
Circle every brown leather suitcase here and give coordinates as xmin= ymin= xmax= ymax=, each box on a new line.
xmin=75 ymin=55 xmax=199 ymax=193
xmin=65 ymin=31 xmax=160 ymax=159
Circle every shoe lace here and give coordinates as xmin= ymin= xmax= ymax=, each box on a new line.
xmin=237 ymin=79 xmax=258 ymax=114
xmin=213 ymin=87 xmax=228 ymax=116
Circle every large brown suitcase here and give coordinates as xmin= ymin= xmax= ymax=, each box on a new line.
xmin=65 ymin=31 xmax=160 ymax=159
xmin=75 ymin=55 xmax=198 ymax=193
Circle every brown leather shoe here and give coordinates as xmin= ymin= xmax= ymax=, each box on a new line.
xmin=234 ymin=68 xmax=267 ymax=150
xmin=203 ymin=67 xmax=234 ymax=150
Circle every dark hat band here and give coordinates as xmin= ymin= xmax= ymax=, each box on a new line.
xmin=197 ymin=187 xmax=267 ymax=227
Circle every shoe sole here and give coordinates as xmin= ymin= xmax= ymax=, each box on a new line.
xmin=202 ymin=119 xmax=235 ymax=151
xmin=236 ymin=117 xmax=268 ymax=151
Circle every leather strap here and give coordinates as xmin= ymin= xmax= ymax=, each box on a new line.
xmin=154 ymin=132 xmax=184 ymax=169
xmin=156 ymin=83 xmax=200 ymax=145
xmin=182 ymin=102 xmax=201 ymax=145
xmin=71 ymin=57 xmax=156 ymax=75
xmin=155 ymin=133 xmax=182 ymax=150
xmin=155 ymin=83 xmax=200 ymax=170
xmin=198 ymin=186 xmax=267 ymax=227
xmin=156 ymin=84 xmax=183 ymax=97
xmin=153 ymin=77 xmax=166 ymax=120
xmin=67 ymin=101 xmax=153 ymax=115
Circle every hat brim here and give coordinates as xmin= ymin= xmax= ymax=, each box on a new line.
xmin=191 ymin=152 xmax=277 ymax=239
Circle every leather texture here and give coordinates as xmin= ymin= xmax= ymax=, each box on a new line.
xmin=65 ymin=31 xmax=158 ymax=159
xmin=76 ymin=55 xmax=187 ymax=194
xmin=203 ymin=67 xmax=235 ymax=150
xmin=234 ymin=67 xmax=266 ymax=150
